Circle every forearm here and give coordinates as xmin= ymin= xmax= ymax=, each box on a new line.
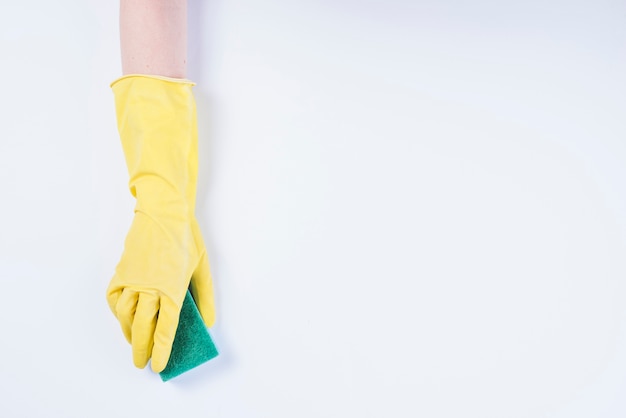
xmin=120 ymin=0 xmax=187 ymax=78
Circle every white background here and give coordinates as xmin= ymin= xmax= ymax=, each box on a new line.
xmin=1 ymin=0 xmax=625 ymax=416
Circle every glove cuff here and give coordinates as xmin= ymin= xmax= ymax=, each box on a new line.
xmin=111 ymin=73 xmax=200 ymax=219
xmin=110 ymin=74 xmax=196 ymax=88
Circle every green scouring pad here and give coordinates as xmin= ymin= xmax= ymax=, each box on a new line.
xmin=159 ymin=290 xmax=219 ymax=382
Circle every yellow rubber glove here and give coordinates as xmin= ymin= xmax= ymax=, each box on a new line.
xmin=106 ymin=74 xmax=216 ymax=373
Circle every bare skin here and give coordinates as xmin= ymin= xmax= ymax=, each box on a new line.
xmin=120 ymin=0 xmax=187 ymax=78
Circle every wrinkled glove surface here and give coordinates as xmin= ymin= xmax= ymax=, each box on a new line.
xmin=106 ymin=75 xmax=216 ymax=372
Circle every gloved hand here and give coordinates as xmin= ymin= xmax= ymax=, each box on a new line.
xmin=106 ymin=74 xmax=216 ymax=373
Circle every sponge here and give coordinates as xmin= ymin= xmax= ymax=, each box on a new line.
xmin=159 ymin=290 xmax=219 ymax=382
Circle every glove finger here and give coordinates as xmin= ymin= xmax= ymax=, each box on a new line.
xmin=116 ymin=289 xmax=139 ymax=344
xmin=150 ymin=297 xmax=180 ymax=373
xmin=131 ymin=292 xmax=159 ymax=369
xmin=189 ymin=251 xmax=216 ymax=327
xmin=106 ymin=288 xmax=122 ymax=317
